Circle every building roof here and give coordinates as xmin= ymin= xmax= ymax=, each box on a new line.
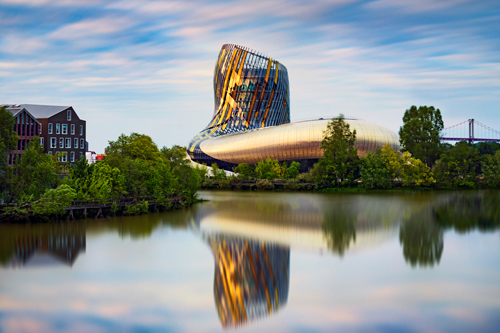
xmin=4 ymin=104 xmax=72 ymax=119
xmin=3 ymin=105 xmax=41 ymax=125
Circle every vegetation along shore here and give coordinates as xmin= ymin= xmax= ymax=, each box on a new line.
xmin=1 ymin=105 xmax=500 ymax=223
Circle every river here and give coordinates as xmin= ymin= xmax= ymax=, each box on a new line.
xmin=1 ymin=190 xmax=500 ymax=332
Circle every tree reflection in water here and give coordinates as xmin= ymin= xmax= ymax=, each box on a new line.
xmin=433 ymin=191 xmax=500 ymax=233
xmin=399 ymin=211 xmax=444 ymax=268
xmin=321 ymin=211 xmax=356 ymax=256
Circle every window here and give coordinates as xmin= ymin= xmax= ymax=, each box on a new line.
xmin=71 ymin=124 xmax=75 ymax=135
xmin=79 ymin=152 xmax=83 ymax=159
xmin=67 ymin=110 xmax=71 ymax=121
xmin=61 ymin=152 xmax=67 ymax=162
xmin=70 ymin=152 xmax=75 ymax=162
xmin=80 ymin=125 xmax=83 ymax=135
xmin=56 ymin=151 xmax=60 ymax=161
xmin=48 ymin=123 xmax=53 ymax=134
xmin=66 ymin=138 xmax=71 ymax=148
xmin=40 ymin=137 xmax=44 ymax=147
xmin=80 ymin=138 xmax=84 ymax=149
xmin=59 ymin=138 xmax=64 ymax=148
xmin=62 ymin=124 xmax=67 ymax=134
xmin=50 ymin=137 xmax=56 ymax=148
xmin=48 ymin=151 xmax=52 ymax=156
xmin=56 ymin=123 xmax=60 ymax=134
xmin=74 ymin=138 xmax=78 ymax=148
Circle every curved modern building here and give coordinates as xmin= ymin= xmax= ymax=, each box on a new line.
xmin=188 ymin=44 xmax=400 ymax=170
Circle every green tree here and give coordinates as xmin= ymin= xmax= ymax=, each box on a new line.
xmin=86 ymin=163 xmax=126 ymax=199
xmin=285 ymin=161 xmax=301 ymax=179
xmin=31 ymin=184 xmax=77 ymax=216
xmin=482 ymin=150 xmax=500 ymax=187
xmin=399 ymin=152 xmax=436 ymax=187
xmin=8 ymin=137 xmax=57 ymax=202
xmin=477 ymin=142 xmax=500 ymax=156
xmin=234 ymin=163 xmax=254 ymax=180
xmin=255 ymin=158 xmax=273 ymax=180
xmin=105 ymin=133 xmax=163 ymax=167
xmin=0 ymin=106 xmax=18 ymax=199
xmin=359 ymin=150 xmax=392 ymax=189
xmin=433 ymin=141 xmax=482 ymax=187
xmin=315 ymin=114 xmax=359 ymax=187
xmin=399 ymin=105 xmax=444 ymax=167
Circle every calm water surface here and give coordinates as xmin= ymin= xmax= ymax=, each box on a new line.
xmin=1 ymin=190 xmax=500 ymax=332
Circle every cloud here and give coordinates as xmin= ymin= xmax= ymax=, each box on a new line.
xmin=49 ymin=16 xmax=136 ymax=40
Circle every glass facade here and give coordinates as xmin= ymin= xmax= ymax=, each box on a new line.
xmin=188 ymin=44 xmax=290 ymax=168
xmin=188 ymin=44 xmax=400 ymax=170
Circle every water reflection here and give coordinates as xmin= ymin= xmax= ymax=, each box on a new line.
xmin=399 ymin=210 xmax=444 ymax=268
xmin=0 ymin=223 xmax=86 ymax=268
xmin=434 ymin=191 xmax=500 ymax=233
xmin=207 ymin=234 xmax=289 ymax=328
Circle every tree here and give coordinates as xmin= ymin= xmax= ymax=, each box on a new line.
xmin=285 ymin=161 xmax=301 ymax=179
xmin=8 ymin=137 xmax=57 ymax=202
xmin=105 ymin=133 xmax=162 ymax=167
xmin=432 ymin=141 xmax=481 ymax=187
xmin=234 ymin=163 xmax=254 ymax=180
xmin=399 ymin=105 xmax=444 ymax=167
xmin=315 ymin=114 xmax=359 ymax=187
xmin=399 ymin=152 xmax=436 ymax=187
xmin=482 ymin=150 xmax=500 ymax=187
xmin=0 ymin=106 xmax=18 ymax=199
xmin=359 ymin=150 xmax=392 ymax=189
xmin=255 ymin=158 xmax=274 ymax=180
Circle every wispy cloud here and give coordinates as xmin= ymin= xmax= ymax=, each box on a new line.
xmin=0 ymin=0 xmax=499 ymax=151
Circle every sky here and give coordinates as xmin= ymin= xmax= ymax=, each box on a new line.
xmin=1 ymin=0 xmax=499 ymax=152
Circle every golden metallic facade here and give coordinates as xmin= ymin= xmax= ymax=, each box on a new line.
xmin=200 ymin=119 xmax=399 ymax=166
xmin=188 ymin=44 xmax=400 ymax=170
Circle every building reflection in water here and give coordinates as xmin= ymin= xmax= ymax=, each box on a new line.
xmin=207 ymin=234 xmax=289 ymax=328
xmin=6 ymin=224 xmax=86 ymax=268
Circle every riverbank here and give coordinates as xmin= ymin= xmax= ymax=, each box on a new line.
xmin=0 ymin=194 xmax=197 ymax=223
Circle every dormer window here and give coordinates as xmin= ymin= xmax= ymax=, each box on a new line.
xmin=67 ymin=110 xmax=72 ymax=121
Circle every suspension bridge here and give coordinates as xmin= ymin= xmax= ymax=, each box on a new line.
xmin=440 ymin=119 xmax=500 ymax=143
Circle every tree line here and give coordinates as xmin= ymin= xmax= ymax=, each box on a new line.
xmin=0 ymin=107 xmax=202 ymax=220
xmin=199 ymin=106 xmax=500 ymax=190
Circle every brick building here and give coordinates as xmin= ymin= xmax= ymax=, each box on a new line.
xmin=5 ymin=104 xmax=87 ymax=163
xmin=5 ymin=106 xmax=41 ymax=165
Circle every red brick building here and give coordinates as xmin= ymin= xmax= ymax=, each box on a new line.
xmin=5 ymin=106 xmax=41 ymax=165
xmin=5 ymin=104 xmax=87 ymax=164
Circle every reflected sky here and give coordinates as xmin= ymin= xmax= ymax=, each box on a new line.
xmin=1 ymin=190 xmax=500 ymax=332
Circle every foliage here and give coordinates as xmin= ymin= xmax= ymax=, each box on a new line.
xmin=123 ymin=201 xmax=150 ymax=215
xmin=481 ymin=151 xmax=500 ymax=187
xmin=210 ymin=163 xmax=227 ymax=180
xmin=399 ymin=152 xmax=436 ymax=187
xmin=380 ymin=143 xmax=401 ymax=179
xmin=161 ymin=145 xmax=200 ymax=202
xmin=255 ymin=158 xmax=273 ymax=180
xmin=256 ymin=179 xmax=274 ymax=190
xmin=359 ymin=150 xmax=392 ymax=189
xmin=234 ymin=163 xmax=254 ymax=180
xmin=31 ymin=185 xmax=77 ymax=216
xmin=315 ymin=115 xmax=359 ymax=188
xmin=432 ymin=141 xmax=482 ymax=187
xmin=286 ymin=161 xmax=301 ymax=179
xmin=477 ymin=142 xmax=500 ymax=156
xmin=7 ymin=137 xmax=58 ymax=203
xmin=0 ymin=106 xmax=18 ymax=199
xmin=399 ymin=105 xmax=444 ymax=167
xmin=105 ymin=132 xmax=163 ymax=165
